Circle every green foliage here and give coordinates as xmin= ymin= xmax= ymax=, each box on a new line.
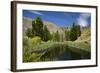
xmin=43 ymin=25 xmax=51 ymax=41
xmin=70 ymin=23 xmax=81 ymax=41
xmin=65 ymin=29 xmax=70 ymax=41
xmin=23 ymin=36 xmax=42 ymax=47
xmin=25 ymin=28 xmax=34 ymax=38
xmin=54 ymin=31 xmax=60 ymax=42
xmin=25 ymin=17 xmax=51 ymax=41
xmin=28 ymin=53 xmax=43 ymax=62
xmin=32 ymin=17 xmax=44 ymax=40
xmin=23 ymin=36 xmax=42 ymax=62
xmin=51 ymin=32 xmax=55 ymax=41
xmin=23 ymin=47 xmax=31 ymax=62
xmin=76 ymin=25 xmax=81 ymax=37
xmin=23 ymin=36 xmax=31 ymax=62
xmin=30 ymin=36 xmax=42 ymax=45
xmin=51 ymin=31 xmax=64 ymax=42
xmin=23 ymin=36 xmax=29 ymax=47
xmin=60 ymin=33 xmax=64 ymax=42
xmin=67 ymin=41 xmax=90 ymax=52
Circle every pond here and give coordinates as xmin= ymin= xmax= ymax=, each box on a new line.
xmin=39 ymin=44 xmax=91 ymax=61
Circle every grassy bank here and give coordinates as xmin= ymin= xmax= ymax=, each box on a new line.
xmin=23 ymin=41 xmax=90 ymax=62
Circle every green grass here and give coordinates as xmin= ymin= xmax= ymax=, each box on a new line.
xmin=66 ymin=41 xmax=90 ymax=52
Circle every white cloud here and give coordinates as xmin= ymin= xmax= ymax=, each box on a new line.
xmin=29 ymin=11 xmax=43 ymax=15
xmin=80 ymin=13 xmax=91 ymax=19
xmin=77 ymin=13 xmax=91 ymax=27
xmin=77 ymin=17 xmax=88 ymax=27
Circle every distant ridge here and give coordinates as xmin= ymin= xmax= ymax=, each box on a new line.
xmin=23 ymin=17 xmax=64 ymax=34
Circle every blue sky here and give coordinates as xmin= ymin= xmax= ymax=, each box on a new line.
xmin=23 ymin=10 xmax=91 ymax=27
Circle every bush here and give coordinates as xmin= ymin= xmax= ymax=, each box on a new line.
xmin=23 ymin=36 xmax=29 ymax=47
xmin=23 ymin=36 xmax=31 ymax=62
xmin=30 ymin=36 xmax=42 ymax=45
xmin=25 ymin=28 xmax=34 ymax=38
xmin=23 ymin=36 xmax=42 ymax=62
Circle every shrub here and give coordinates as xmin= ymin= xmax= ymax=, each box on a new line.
xmin=23 ymin=36 xmax=42 ymax=62
xmin=30 ymin=36 xmax=42 ymax=45
xmin=84 ymin=41 xmax=88 ymax=44
xmin=25 ymin=28 xmax=34 ymax=38
xmin=23 ymin=36 xmax=29 ymax=47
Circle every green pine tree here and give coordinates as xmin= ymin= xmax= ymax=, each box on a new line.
xmin=65 ymin=29 xmax=70 ymax=41
xmin=25 ymin=28 xmax=34 ymax=38
xmin=43 ymin=25 xmax=51 ymax=41
xmin=70 ymin=23 xmax=81 ymax=41
xmin=54 ymin=31 xmax=60 ymax=42
xmin=32 ymin=17 xmax=44 ymax=40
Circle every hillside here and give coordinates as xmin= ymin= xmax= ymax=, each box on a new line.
xmin=23 ymin=17 xmax=90 ymax=42
xmin=23 ymin=17 xmax=32 ymax=35
xmin=76 ymin=27 xmax=91 ymax=43
xmin=23 ymin=17 xmax=65 ymax=34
